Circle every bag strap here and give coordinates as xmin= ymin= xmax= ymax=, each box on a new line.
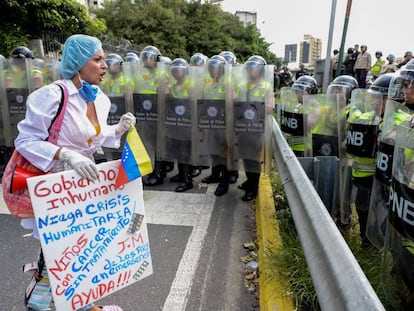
xmin=47 ymin=82 xmax=69 ymax=144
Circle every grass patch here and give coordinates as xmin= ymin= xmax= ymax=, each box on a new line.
xmin=268 ymin=165 xmax=403 ymax=310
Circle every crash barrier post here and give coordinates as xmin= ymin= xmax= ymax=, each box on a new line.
xmin=297 ymin=156 xmax=339 ymax=215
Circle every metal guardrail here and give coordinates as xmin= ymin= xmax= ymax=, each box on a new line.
xmin=270 ymin=118 xmax=385 ymax=311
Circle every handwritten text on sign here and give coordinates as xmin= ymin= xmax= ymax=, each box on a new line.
xmin=27 ymin=160 xmax=152 ymax=311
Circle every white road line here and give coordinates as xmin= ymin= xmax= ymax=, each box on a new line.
xmin=143 ymin=188 xmax=216 ymax=311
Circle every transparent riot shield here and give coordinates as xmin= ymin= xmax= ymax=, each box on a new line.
xmin=346 ymin=89 xmax=383 ymax=158
xmin=100 ymin=60 xmax=134 ymax=161
xmin=130 ymin=62 xmax=169 ymax=166
xmin=303 ymin=94 xmax=344 ymax=157
xmin=279 ymin=87 xmax=304 ymax=156
xmin=385 ymin=125 xmax=414 ymax=292
xmin=367 ymin=100 xmax=412 ymax=249
xmin=0 ymin=57 xmax=13 ymax=175
xmin=3 ymin=58 xmax=31 ymax=147
xmin=157 ymin=64 xmax=197 ymax=164
xmin=194 ymin=63 xmax=230 ymax=167
xmin=341 ymin=90 xmax=383 ymax=226
xmin=41 ymin=58 xmax=61 ymax=85
xmin=231 ymin=64 xmax=274 ymax=174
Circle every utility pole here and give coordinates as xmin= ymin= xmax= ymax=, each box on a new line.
xmin=336 ymin=0 xmax=353 ymax=79
xmin=322 ymin=0 xmax=337 ymax=92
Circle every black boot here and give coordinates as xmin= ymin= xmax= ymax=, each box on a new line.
xmin=175 ymin=164 xmax=193 ymax=192
xmin=143 ymin=172 xmax=164 ymax=186
xmin=228 ymin=170 xmax=239 ymax=184
xmin=214 ymin=165 xmax=229 ymax=196
xmin=202 ymin=165 xmax=221 ymax=183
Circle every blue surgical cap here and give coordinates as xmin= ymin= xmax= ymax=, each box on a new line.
xmin=60 ymin=34 xmax=102 ymax=79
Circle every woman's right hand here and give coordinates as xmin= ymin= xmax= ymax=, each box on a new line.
xmin=58 ymin=148 xmax=98 ymax=180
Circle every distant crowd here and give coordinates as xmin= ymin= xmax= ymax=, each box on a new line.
xmin=276 ymin=44 xmax=413 ymax=91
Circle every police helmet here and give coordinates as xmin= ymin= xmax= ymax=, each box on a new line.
xmin=361 ymin=44 xmax=367 ymax=49
xmin=245 ymin=55 xmax=266 ymax=77
xmin=124 ymin=52 xmax=140 ymax=63
xmin=291 ymin=75 xmax=318 ymax=94
xmin=327 ymin=75 xmax=358 ymax=99
xmin=140 ymin=45 xmax=161 ymax=63
xmin=159 ymin=56 xmax=172 ymax=65
xmin=170 ymin=58 xmax=188 ymax=79
xmin=11 ymin=46 xmax=34 ymax=59
xmin=387 ymin=71 xmax=404 ymax=102
xmin=105 ymin=53 xmax=123 ymax=74
xmin=207 ymin=55 xmax=226 ymax=78
xmin=190 ymin=53 xmax=207 ymax=66
xmin=395 ymin=60 xmax=414 ymax=103
xmin=399 ymin=59 xmax=414 ymax=82
xmin=106 ymin=53 xmax=123 ymax=66
xmin=375 ymin=51 xmax=383 ymax=57
xmin=367 ymin=73 xmax=394 ymax=97
xmin=219 ymin=51 xmax=237 ymax=65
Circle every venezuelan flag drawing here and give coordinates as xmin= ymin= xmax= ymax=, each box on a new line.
xmin=115 ymin=126 xmax=153 ymax=189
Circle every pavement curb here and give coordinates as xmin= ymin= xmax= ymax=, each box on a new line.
xmin=256 ymin=173 xmax=294 ymax=311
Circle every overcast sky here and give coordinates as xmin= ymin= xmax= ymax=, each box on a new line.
xmin=219 ymin=0 xmax=411 ymax=61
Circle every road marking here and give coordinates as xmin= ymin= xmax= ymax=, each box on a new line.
xmin=143 ymin=188 xmax=216 ymax=311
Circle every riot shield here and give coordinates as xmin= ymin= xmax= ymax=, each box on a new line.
xmin=341 ymin=89 xmax=383 ymax=228
xmin=194 ymin=63 xmax=230 ymax=167
xmin=231 ymin=64 xmax=274 ymax=174
xmin=41 ymin=58 xmax=61 ymax=85
xmin=128 ymin=62 xmax=163 ymax=163
xmin=367 ymin=100 xmax=412 ymax=249
xmin=2 ymin=58 xmax=31 ymax=147
xmin=303 ymin=94 xmax=344 ymax=157
xmin=279 ymin=87 xmax=305 ymax=156
xmin=346 ymin=89 xmax=383 ymax=158
xmin=385 ymin=125 xmax=414 ymax=291
xmin=157 ymin=65 xmax=197 ymax=164
xmin=100 ymin=61 xmax=134 ymax=161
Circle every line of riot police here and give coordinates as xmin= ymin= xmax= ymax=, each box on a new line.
xmin=278 ymin=59 xmax=414 ymax=307
xmin=0 ymin=46 xmax=275 ymax=201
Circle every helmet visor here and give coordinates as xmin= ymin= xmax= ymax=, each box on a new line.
xmin=141 ymin=51 xmax=157 ymax=61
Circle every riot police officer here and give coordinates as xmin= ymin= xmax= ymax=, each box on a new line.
xmin=190 ymin=52 xmax=208 ymax=67
xmin=133 ymin=45 xmax=168 ymax=186
xmin=164 ymin=58 xmax=195 ymax=192
xmin=280 ymin=75 xmax=318 ymax=157
xmin=386 ymin=59 xmax=414 ymax=306
xmin=327 ymin=74 xmax=359 ymax=105
xmin=101 ymin=53 xmax=130 ymax=95
xmin=346 ymin=87 xmax=383 ymax=246
xmin=6 ymin=46 xmax=42 ymax=90
xmin=198 ymin=55 xmax=230 ymax=196
xmin=233 ymin=55 xmax=274 ymax=201
xmin=219 ymin=51 xmax=237 ymax=66
xmin=219 ymin=50 xmax=239 ymax=184
xmin=366 ymin=73 xmax=408 ymax=249
xmin=124 ymin=52 xmax=140 ymax=64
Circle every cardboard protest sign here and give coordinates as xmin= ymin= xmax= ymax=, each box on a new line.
xmin=27 ymin=160 xmax=152 ymax=311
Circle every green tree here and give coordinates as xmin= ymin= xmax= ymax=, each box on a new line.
xmin=0 ymin=0 xmax=106 ymax=57
xmin=95 ymin=0 xmax=277 ymax=64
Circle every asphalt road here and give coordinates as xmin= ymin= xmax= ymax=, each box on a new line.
xmin=0 ymin=169 xmax=259 ymax=311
